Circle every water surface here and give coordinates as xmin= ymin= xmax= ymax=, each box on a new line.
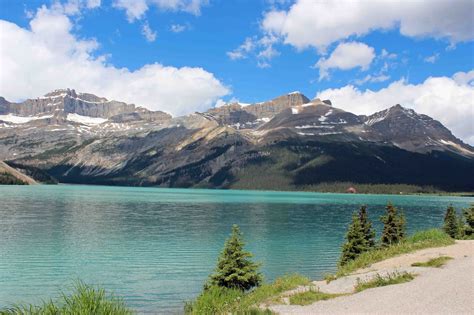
xmin=0 ymin=185 xmax=472 ymax=313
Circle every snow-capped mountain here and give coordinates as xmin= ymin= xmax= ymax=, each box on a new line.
xmin=0 ymin=89 xmax=472 ymax=190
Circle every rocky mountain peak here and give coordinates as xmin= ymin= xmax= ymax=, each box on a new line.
xmin=366 ymin=104 xmax=473 ymax=155
xmin=43 ymin=88 xmax=76 ymax=98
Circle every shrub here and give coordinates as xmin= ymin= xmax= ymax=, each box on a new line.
xmin=380 ymin=203 xmax=406 ymax=247
xmin=443 ymin=205 xmax=459 ymax=238
xmin=207 ymin=225 xmax=262 ymax=291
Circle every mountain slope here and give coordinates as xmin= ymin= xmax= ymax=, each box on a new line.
xmin=0 ymin=161 xmax=36 ymax=184
xmin=0 ymin=89 xmax=472 ymax=191
xmin=363 ymin=104 xmax=473 ymax=155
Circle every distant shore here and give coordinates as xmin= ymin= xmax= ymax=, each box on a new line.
xmin=2 ymin=180 xmax=473 ymax=197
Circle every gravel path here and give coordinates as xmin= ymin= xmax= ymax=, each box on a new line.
xmin=270 ymin=240 xmax=474 ymax=314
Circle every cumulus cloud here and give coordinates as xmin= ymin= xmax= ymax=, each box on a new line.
xmin=262 ymin=0 xmax=474 ymax=51
xmin=0 ymin=6 xmax=229 ymax=116
xmin=315 ymin=42 xmax=375 ymax=80
xmin=113 ymin=0 xmax=208 ymax=22
xmin=316 ymin=71 xmax=474 ymax=144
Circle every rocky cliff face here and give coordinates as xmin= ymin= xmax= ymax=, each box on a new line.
xmin=0 ymin=89 xmax=472 ymax=191
xmin=205 ymin=92 xmax=311 ymax=128
xmin=0 ymin=88 xmax=171 ymax=121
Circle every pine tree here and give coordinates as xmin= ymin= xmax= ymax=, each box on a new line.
xmin=358 ymin=205 xmax=376 ymax=249
xmin=443 ymin=205 xmax=459 ymax=238
xmin=380 ymin=203 xmax=406 ymax=247
xmin=339 ymin=213 xmax=369 ymax=266
xmin=207 ymin=225 xmax=262 ymax=291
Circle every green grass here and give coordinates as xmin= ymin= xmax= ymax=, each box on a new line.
xmin=0 ymin=281 xmax=133 ymax=315
xmin=355 ymin=272 xmax=415 ymax=292
xmin=335 ymin=229 xmax=454 ymax=278
xmin=185 ymin=274 xmax=310 ymax=314
xmin=411 ymin=256 xmax=453 ymax=268
xmin=289 ymin=288 xmax=343 ymax=306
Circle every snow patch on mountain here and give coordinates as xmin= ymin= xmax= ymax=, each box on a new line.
xmin=67 ymin=113 xmax=108 ymax=125
xmin=0 ymin=114 xmax=54 ymax=124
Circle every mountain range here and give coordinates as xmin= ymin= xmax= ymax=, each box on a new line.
xmin=1 ymin=88 xmax=473 ymax=191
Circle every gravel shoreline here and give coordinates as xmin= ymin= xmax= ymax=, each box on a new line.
xmin=270 ymin=240 xmax=474 ymax=314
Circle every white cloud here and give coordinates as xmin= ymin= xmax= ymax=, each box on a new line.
xmin=141 ymin=21 xmax=157 ymax=42
xmin=453 ymin=70 xmax=474 ymax=85
xmin=227 ymin=34 xmax=280 ymax=67
xmin=227 ymin=37 xmax=255 ymax=60
xmin=0 ymin=6 xmax=229 ymax=116
xmin=262 ymin=0 xmax=474 ymax=51
xmin=354 ymin=74 xmax=390 ymax=86
xmin=113 ymin=0 xmax=148 ymax=21
xmin=424 ymin=53 xmax=440 ymax=63
xmin=113 ymin=0 xmax=208 ymax=22
xmin=316 ymin=72 xmax=474 ymax=144
xmin=170 ymin=23 xmax=187 ymax=33
xmin=315 ymin=42 xmax=375 ymax=80
xmin=86 ymin=0 xmax=101 ymax=8
xmin=257 ymin=45 xmax=279 ymax=59
xmin=380 ymin=49 xmax=397 ymax=60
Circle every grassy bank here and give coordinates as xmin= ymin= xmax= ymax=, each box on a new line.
xmin=0 ymin=282 xmax=132 ymax=315
xmin=184 ymin=274 xmax=309 ymax=314
xmin=334 ymin=229 xmax=454 ymax=278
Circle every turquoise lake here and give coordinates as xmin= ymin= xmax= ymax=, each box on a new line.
xmin=0 ymin=185 xmax=473 ymax=313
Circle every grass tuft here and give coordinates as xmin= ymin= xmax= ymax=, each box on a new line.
xmin=0 ymin=281 xmax=132 ymax=315
xmin=335 ymin=229 xmax=453 ymax=278
xmin=355 ymin=272 xmax=415 ymax=292
xmin=289 ymin=288 xmax=343 ymax=306
xmin=411 ymin=256 xmax=453 ymax=268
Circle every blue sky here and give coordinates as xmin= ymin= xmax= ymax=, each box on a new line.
xmin=0 ymin=0 xmax=473 ymax=142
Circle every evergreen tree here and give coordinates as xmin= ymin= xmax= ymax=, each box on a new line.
xmin=339 ymin=213 xmax=369 ymax=266
xmin=462 ymin=204 xmax=474 ymax=237
xmin=358 ymin=205 xmax=376 ymax=249
xmin=207 ymin=225 xmax=262 ymax=291
xmin=380 ymin=203 xmax=406 ymax=247
xmin=443 ymin=205 xmax=459 ymax=238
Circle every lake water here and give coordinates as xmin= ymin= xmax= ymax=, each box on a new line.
xmin=0 ymin=185 xmax=472 ymax=313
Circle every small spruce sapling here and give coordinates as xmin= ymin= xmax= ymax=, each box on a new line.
xmin=207 ymin=225 xmax=262 ymax=291
xmin=380 ymin=203 xmax=406 ymax=247
xmin=462 ymin=204 xmax=474 ymax=237
xmin=339 ymin=213 xmax=369 ymax=265
xmin=358 ymin=205 xmax=376 ymax=249
xmin=443 ymin=205 xmax=459 ymax=239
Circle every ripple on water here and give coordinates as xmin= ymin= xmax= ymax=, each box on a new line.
xmin=0 ymin=185 xmax=472 ymax=313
